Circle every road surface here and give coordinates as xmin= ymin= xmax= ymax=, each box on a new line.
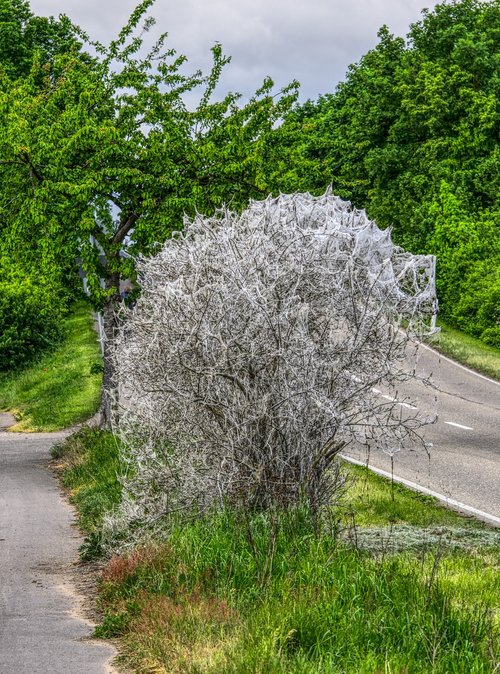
xmin=342 ymin=343 xmax=500 ymax=522
xmin=0 ymin=429 xmax=116 ymax=674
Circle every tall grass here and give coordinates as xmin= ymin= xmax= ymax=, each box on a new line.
xmin=98 ymin=511 xmax=499 ymax=674
xmin=52 ymin=428 xmax=123 ymax=559
xmin=0 ymin=300 xmax=102 ymax=431
xmin=53 ymin=430 xmax=499 ymax=674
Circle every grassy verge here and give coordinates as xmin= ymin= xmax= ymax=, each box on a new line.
xmin=0 ymin=300 xmax=102 ymax=431
xmin=428 ymin=321 xmax=500 ymax=381
xmin=55 ymin=430 xmax=500 ymax=674
xmin=52 ymin=429 xmax=123 ymax=559
xmin=342 ymin=463 xmax=490 ymax=528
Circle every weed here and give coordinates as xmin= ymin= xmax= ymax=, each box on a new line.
xmin=53 ymin=428 xmax=122 ymax=558
xmin=94 ymin=609 xmax=135 ymax=638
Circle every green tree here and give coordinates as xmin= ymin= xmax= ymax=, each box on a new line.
xmin=427 ymin=182 xmax=500 ymax=342
xmin=0 ymin=0 xmax=80 ymax=79
xmin=0 ymin=265 xmax=65 ymax=370
xmin=0 ymin=0 xmax=86 ymax=370
xmin=0 ymin=0 xmax=298 ymax=422
xmin=275 ymin=0 xmax=499 ymax=342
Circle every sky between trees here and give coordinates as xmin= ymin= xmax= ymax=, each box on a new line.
xmin=28 ymin=0 xmax=441 ymax=101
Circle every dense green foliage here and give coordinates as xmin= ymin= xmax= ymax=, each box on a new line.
xmin=0 ymin=0 xmax=297 ymax=310
xmin=0 ymin=300 xmax=102 ymax=429
xmin=0 ymin=0 xmax=85 ymax=369
xmin=0 ymin=0 xmax=79 ymax=79
xmin=55 ymin=429 xmax=499 ymax=674
xmin=0 ymin=267 xmax=64 ymax=370
xmin=274 ymin=0 xmax=499 ymax=344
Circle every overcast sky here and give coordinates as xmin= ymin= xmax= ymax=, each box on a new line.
xmin=29 ymin=0 xmax=439 ymax=101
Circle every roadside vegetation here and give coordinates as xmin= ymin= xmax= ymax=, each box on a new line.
xmin=1 ymin=1 xmax=498 ymax=671
xmin=52 ymin=429 xmax=122 ymax=559
xmin=429 ymin=321 xmax=500 ymax=381
xmin=0 ymin=301 xmax=102 ymax=431
xmin=54 ymin=429 xmax=499 ymax=674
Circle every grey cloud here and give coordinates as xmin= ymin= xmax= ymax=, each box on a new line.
xmin=29 ymin=0 xmax=439 ymax=100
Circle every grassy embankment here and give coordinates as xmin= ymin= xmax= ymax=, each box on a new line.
xmin=54 ymin=429 xmax=500 ymax=674
xmin=429 ymin=321 xmax=500 ymax=381
xmin=0 ymin=300 xmax=102 ymax=431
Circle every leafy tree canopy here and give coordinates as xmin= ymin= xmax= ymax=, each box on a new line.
xmin=0 ymin=0 xmax=298 ymax=304
xmin=0 ymin=0 xmax=80 ymax=79
xmin=273 ymin=0 xmax=499 ymax=343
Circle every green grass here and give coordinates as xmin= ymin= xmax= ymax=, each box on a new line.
xmin=0 ymin=300 xmax=102 ymax=431
xmin=428 ymin=321 xmax=500 ymax=381
xmin=52 ymin=428 xmax=123 ymax=559
xmin=342 ymin=463 xmax=483 ymax=528
xmin=54 ymin=430 xmax=500 ymax=674
xmin=97 ymin=512 xmax=498 ymax=674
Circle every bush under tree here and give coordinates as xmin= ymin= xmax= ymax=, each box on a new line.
xmin=0 ymin=270 xmax=65 ymax=370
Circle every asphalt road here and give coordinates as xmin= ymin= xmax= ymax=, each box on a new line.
xmin=0 ymin=430 xmax=116 ymax=674
xmin=342 ymin=343 xmax=500 ymax=522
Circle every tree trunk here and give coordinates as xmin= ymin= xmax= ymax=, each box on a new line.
xmin=100 ymin=272 xmax=121 ymax=428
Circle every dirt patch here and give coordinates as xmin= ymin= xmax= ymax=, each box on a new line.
xmin=0 ymin=411 xmax=17 ymax=431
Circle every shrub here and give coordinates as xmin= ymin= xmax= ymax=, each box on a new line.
xmin=0 ymin=274 xmax=65 ymax=370
xmin=109 ymin=191 xmax=437 ymax=542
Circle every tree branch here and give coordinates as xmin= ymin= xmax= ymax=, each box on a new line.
xmin=21 ymin=153 xmax=44 ymax=184
xmin=112 ymin=212 xmax=139 ymax=244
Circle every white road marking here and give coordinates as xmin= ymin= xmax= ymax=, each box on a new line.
xmin=339 ymin=454 xmax=500 ymax=528
xmin=444 ymin=421 xmax=474 ymax=430
xmin=398 ymin=402 xmax=418 ymax=410
xmin=376 ymin=391 xmax=418 ymax=410
xmin=351 ymin=380 xmax=418 ymax=410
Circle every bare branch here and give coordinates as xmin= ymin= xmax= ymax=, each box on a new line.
xmin=112 ymin=212 xmax=139 ymax=244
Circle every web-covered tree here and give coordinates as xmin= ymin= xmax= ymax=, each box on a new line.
xmin=107 ymin=191 xmax=437 ymax=542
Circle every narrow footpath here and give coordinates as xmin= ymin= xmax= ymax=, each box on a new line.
xmin=0 ymin=417 xmax=116 ymax=674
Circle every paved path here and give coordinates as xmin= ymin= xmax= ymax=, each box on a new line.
xmin=343 ymin=344 xmax=500 ymax=523
xmin=0 ymin=429 xmax=116 ymax=674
